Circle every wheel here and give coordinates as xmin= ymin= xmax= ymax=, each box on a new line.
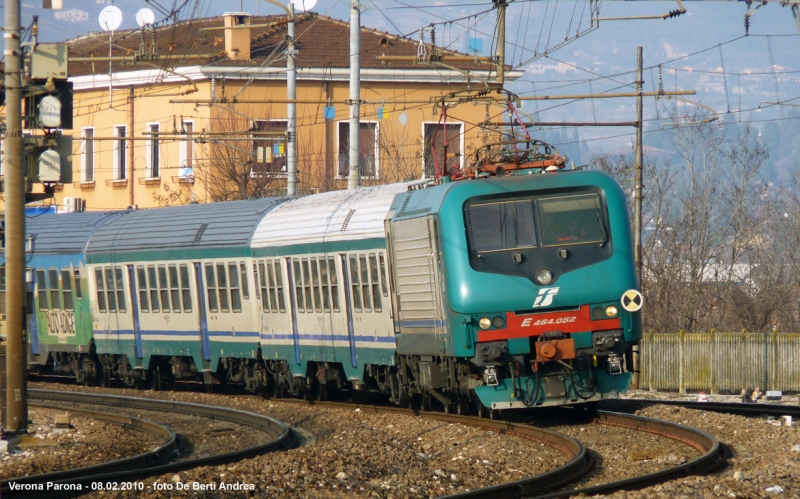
xmin=456 ymin=401 xmax=466 ymax=415
xmin=316 ymin=383 xmax=328 ymax=402
xmin=150 ymin=366 xmax=163 ymax=391
xmin=204 ymin=382 xmax=215 ymax=393
xmin=444 ymin=403 xmax=452 ymax=414
xmin=489 ymin=408 xmax=498 ymax=420
xmin=422 ymin=392 xmax=432 ymax=412
xmin=100 ymin=366 xmax=112 ymax=388
xmin=475 ymin=398 xmax=486 ymax=418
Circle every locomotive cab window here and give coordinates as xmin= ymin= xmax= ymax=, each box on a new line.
xmin=465 ymin=189 xmax=612 ymax=283
xmin=468 ymin=200 xmax=536 ymax=253
xmin=538 ymin=194 xmax=606 ymax=247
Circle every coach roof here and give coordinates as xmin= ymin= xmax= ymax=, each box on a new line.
xmin=85 ymin=198 xmax=287 ymax=257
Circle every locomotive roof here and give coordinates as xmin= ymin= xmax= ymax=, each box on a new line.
xmin=251 ymin=183 xmax=416 ymax=249
xmin=85 ymin=198 xmax=287 ymax=258
xmin=21 ymin=211 xmax=123 ymax=256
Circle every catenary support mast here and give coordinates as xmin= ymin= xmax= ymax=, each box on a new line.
xmin=347 ymin=0 xmax=361 ymax=190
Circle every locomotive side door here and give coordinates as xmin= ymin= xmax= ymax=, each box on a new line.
xmin=126 ymin=265 xmax=143 ymax=359
xmin=193 ymin=263 xmax=211 ymax=362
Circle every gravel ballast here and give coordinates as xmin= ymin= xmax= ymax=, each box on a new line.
xmin=17 ymin=382 xmax=800 ymax=498
xmin=0 ymin=406 xmax=161 ymax=480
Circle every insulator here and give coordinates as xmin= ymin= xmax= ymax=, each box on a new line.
xmin=744 ymin=15 xmax=750 ymax=35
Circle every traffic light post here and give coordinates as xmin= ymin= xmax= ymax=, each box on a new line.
xmin=2 ymin=3 xmax=72 ymax=434
xmin=3 ymin=0 xmax=28 ymax=434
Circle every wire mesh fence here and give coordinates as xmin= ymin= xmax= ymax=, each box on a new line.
xmin=640 ymin=331 xmax=800 ymax=394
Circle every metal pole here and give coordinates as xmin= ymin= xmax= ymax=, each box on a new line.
xmin=634 ymin=46 xmax=643 ymax=285
xmin=632 ymin=46 xmax=644 ymax=390
xmin=128 ymin=87 xmax=135 ymax=207
xmin=4 ymin=0 xmax=28 ymax=434
xmin=347 ymin=0 xmax=361 ymax=190
xmin=286 ymin=2 xmax=296 ymax=197
xmin=495 ymin=0 xmax=506 ymax=85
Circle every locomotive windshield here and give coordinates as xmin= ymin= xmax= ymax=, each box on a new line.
xmin=467 ymin=192 xmax=606 ymax=253
xmin=468 ymin=200 xmax=536 ymax=252
xmin=537 ymin=194 xmax=606 ymax=247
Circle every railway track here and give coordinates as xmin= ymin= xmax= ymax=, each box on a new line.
xmin=19 ymin=381 xmax=736 ymax=498
xmin=273 ymin=398 xmax=724 ymax=499
xmin=1 ymin=389 xmax=295 ymax=499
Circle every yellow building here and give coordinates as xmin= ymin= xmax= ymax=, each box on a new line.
xmin=23 ymin=12 xmax=520 ymax=211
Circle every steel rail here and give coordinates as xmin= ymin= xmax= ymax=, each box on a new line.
xmin=278 ymin=399 xmax=593 ymax=499
xmin=0 ymin=390 xmax=295 ymax=499
xmin=0 ymin=405 xmax=177 ymax=493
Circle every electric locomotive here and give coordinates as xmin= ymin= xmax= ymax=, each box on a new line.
xmin=8 ymin=153 xmax=640 ymax=415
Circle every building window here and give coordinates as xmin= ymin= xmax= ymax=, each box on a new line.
xmin=179 ymin=121 xmax=194 ymax=178
xmin=146 ymin=123 xmax=160 ymax=178
xmin=338 ymin=122 xmax=378 ymax=179
xmin=114 ymin=125 xmax=127 ymax=180
xmin=252 ymin=120 xmax=287 ymax=177
xmin=81 ymin=127 xmax=94 ymax=182
xmin=423 ymin=123 xmax=463 ymax=178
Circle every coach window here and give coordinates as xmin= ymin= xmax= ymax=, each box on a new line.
xmin=62 ymin=269 xmax=74 ymax=311
xmin=319 ymin=258 xmax=331 ymax=312
xmin=74 ymin=269 xmax=82 ymax=300
xmin=311 ymin=259 xmax=322 ymax=312
xmin=168 ymin=265 xmax=181 ymax=314
xmin=369 ymin=254 xmax=382 ymax=312
xmin=359 ymin=255 xmax=372 ymax=313
xmin=240 ymin=262 xmax=249 ymax=300
xmin=258 ymin=262 xmax=269 ymax=312
xmin=349 ymin=255 xmax=362 ymax=312
xmin=216 ymin=263 xmax=230 ymax=312
xmin=114 ymin=267 xmax=127 ymax=313
xmin=0 ymin=266 xmax=5 ymax=315
xmin=205 ymin=263 xmax=219 ymax=313
xmin=104 ymin=268 xmax=117 ymax=312
xmin=38 ymin=269 xmax=50 ymax=310
xmin=301 ymin=259 xmax=314 ymax=312
xmin=137 ymin=266 xmax=149 ymax=312
xmin=93 ymin=269 xmax=104 ymax=312
xmin=158 ymin=265 xmax=170 ymax=312
xmin=49 ymin=269 xmax=61 ymax=310
xmin=229 ymin=262 xmax=242 ymax=312
xmin=147 ymin=266 xmax=160 ymax=312
xmin=329 ymin=257 xmax=340 ymax=312
xmin=292 ymin=259 xmax=304 ymax=312
xmin=274 ymin=260 xmax=286 ymax=312
xmin=179 ymin=264 xmax=192 ymax=312
xmin=379 ymin=253 xmax=389 ymax=298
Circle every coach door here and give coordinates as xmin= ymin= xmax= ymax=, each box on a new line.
xmin=285 ymin=259 xmax=302 ymax=365
xmin=126 ymin=265 xmax=143 ymax=358
xmin=340 ymin=255 xmax=358 ymax=368
xmin=193 ymin=263 xmax=211 ymax=362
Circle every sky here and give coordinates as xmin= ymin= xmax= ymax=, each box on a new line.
xmin=11 ymin=0 xmax=800 ymax=151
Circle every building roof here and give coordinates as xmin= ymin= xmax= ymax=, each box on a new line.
xmin=67 ymin=13 xmax=503 ymax=77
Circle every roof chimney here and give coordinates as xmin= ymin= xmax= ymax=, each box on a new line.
xmin=223 ymin=12 xmax=251 ymax=61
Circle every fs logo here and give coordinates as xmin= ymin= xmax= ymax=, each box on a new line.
xmin=533 ymin=287 xmax=560 ymax=308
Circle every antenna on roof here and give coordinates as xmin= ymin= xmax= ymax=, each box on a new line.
xmin=136 ymin=8 xmax=155 ymax=27
xmin=290 ymin=0 xmax=318 ymax=12
xmin=98 ymin=5 xmax=123 ymax=32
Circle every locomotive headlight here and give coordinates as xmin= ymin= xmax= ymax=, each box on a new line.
xmin=605 ymin=305 xmax=619 ymax=318
xmin=492 ymin=316 xmax=505 ymax=328
xmin=478 ymin=317 xmax=492 ymax=329
xmin=536 ymin=269 xmax=553 ymax=285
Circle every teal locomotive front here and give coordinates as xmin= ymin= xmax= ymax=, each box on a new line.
xmin=389 ymin=170 xmax=641 ymax=411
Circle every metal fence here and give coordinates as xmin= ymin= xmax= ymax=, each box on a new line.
xmin=640 ymin=331 xmax=800 ymax=393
